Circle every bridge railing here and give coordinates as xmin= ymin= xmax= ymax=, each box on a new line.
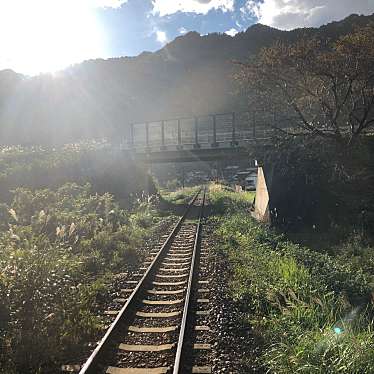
xmin=125 ymin=111 xmax=292 ymax=151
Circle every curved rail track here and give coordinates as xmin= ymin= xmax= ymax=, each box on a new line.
xmin=78 ymin=188 xmax=211 ymax=374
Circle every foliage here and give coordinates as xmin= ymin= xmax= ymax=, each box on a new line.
xmin=213 ymin=188 xmax=374 ymax=373
xmin=161 ymin=186 xmax=200 ymax=205
xmin=236 ymin=23 xmax=374 ymax=233
xmin=0 ymin=183 xmax=161 ymax=373
xmin=0 ymin=142 xmax=155 ymax=203
xmin=208 ymin=183 xmax=254 ymax=214
xmin=236 ymin=24 xmax=374 ymax=147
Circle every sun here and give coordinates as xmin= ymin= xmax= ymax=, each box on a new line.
xmin=0 ymin=1 xmax=106 ymax=75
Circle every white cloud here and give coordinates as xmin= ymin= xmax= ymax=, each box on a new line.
xmin=179 ymin=27 xmax=188 ymax=34
xmin=243 ymin=0 xmax=374 ymax=30
xmin=152 ymin=0 xmax=234 ymax=16
xmin=156 ymin=30 xmax=168 ymax=44
xmin=225 ymin=27 xmax=238 ymax=36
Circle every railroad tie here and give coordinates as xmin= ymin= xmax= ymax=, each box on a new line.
xmin=152 ymin=280 xmax=186 ymax=286
xmin=166 ymin=253 xmax=191 ymax=257
xmin=136 ymin=311 xmax=181 ymax=318
xmin=147 ymin=288 xmax=185 ymax=295
xmin=193 ymin=343 xmax=211 ymax=350
xmin=197 ymin=298 xmax=209 ymax=303
xmin=169 ymin=249 xmax=192 ymax=254
xmin=192 ymin=366 xmax=212 ymax=374
xmin=119 ymin=343 xmax=175 ymax=352
xmin=197 ymin=288 xmax=209 ymax=293
xmin=159 ymin=267 xmax=190 ymax=272
xmin=194 ymin=326 xmax=210 ymax=331
xmin=162 ymin=261 xmax=190 ymax=266
xmin=128 ymin=325 xmax=178 ymax=333
xmin=113 ymin=298 xmax=127 ymax=303
xmin=164 ymin=256 xmax=189 ymax=261
xmin=106 ymin=366 xmax=170 ymax=374
xmin=121 ymin=288 xmax=134 ymax=293
xmin=104 ymin=310 xmax=119 ymax=316
xmin=142 ymin=298 xmax=183 ymax=305
xmin=196 ymin=310 xmax=210 ymax=316
xmin=156 ymin=273 xmax=189 ymax=278
xmin=61 ymin=364 xmax=81 ymax=372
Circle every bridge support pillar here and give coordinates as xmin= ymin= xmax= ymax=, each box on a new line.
xmin=145 ymin=123 xmax=150 ymax=151
xmin=176 ymin=119 xmax=183 ymax=150
xmin=211 ymin=115 xmax=218 ymax=148
xmin=129 ymin=124 xmax=135 ymax=148
xmin=193 ymin=117 xmax=200 ymax=149
xmin=160 ymin=121 xmax=166 ymax=150
xmin=231 ymin=112 xmax=238 ymax=146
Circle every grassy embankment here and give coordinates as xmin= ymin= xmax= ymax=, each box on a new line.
xmin=0 ymin=144 xmax=168 ymax=373
xmin=210 ymin=184 xmax=374 ymax=373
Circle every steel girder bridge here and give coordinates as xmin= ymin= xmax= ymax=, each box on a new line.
xmin=123 ymin=111 xmax=276 ymax=163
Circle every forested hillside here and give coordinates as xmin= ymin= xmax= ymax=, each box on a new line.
xmin=0 ymin=13 xmax=373 ymax=145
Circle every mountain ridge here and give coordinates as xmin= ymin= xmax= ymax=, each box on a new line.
xmin=0 ymin=13 xmax=373 ymax=145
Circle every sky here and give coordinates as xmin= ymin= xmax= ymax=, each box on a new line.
xmin=0 ymin=0 xmax=373 ymax=75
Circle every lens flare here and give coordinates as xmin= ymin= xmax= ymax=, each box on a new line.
xmin=0 ymin=0 xmax=106 ymax=75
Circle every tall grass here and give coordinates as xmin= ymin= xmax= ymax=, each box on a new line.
xmin=208 ymin=183 xmax=255 ymax=214
xmin=213 ymin=187 xmax=374 ymax=373
xmin=0 ymin=183 xmax=163 ymax=373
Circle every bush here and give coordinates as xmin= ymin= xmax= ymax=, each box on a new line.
xmin=0 ymin=143 xmax=155 ymax=204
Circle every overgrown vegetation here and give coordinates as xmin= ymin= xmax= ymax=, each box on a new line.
xmin=212 ymin=186 xmax=374 ymax=373
xmin=161 ymin=186 xmax=200 ymax=205
xmin=0 ymin=143 xmax=155 ymax=204
xmin=0 ymin=144 xmax=165 ymax=373
xmin=208 ymin=183 xmax=255 ymax=214
xmin=0 ymin=182 xmax=163 ymax=373
xmin=236 ymin=23 xmax=374 ymax=236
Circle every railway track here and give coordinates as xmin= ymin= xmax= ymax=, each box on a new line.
xmin=78 ymin=187 xmax=212 ymax=374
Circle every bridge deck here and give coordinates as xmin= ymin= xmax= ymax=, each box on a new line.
xmin=124 ymin=141 xmax=257 ymax=163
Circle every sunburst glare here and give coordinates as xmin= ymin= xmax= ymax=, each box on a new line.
xmin=0 ymin=0 xmax=107 ymax=75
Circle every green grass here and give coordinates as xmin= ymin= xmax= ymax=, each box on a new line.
xmin=161 ymin=186 xmax=200 ymax=205
xmin=211 ymin=186 xmax=374 ymax=374
xmin=208 ymin=183 xmax=255 ymax=214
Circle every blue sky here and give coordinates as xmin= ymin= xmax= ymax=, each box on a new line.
xmin=96 ymin=0 xmax=255 ymax=57
xmin=0 ymin=0 xmax=373 ymax=75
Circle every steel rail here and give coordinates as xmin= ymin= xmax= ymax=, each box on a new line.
xmin=173 ymin=186 xmax=206 ymax=374
xmin=79 ymin=188 xmax=202 ymax=374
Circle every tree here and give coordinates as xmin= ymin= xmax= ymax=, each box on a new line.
xmin=235 ymin=24 xmax=374 ymax=147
